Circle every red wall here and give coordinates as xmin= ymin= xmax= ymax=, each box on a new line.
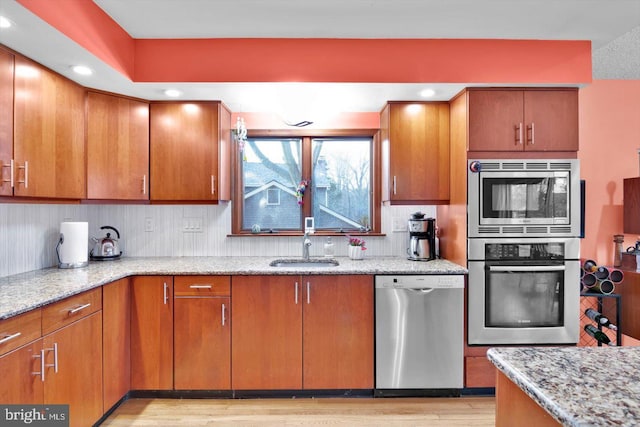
xmin=579 ymin=80 xmax=640 ymax=265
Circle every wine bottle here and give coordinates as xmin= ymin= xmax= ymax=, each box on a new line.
xmin=584 ymin=308 xmax=618 ymax=330
xmin=584 ymin=324 xmax=615 ymax=346
xmin=582 ymin=259 xmax=598 ymax=273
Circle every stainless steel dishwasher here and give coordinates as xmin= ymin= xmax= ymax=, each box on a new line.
xmin=375 ymin=274 xmax=464 ymax=397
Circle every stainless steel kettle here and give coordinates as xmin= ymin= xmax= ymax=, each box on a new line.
xmin=90 ymin=226 xmax=122 ymax=260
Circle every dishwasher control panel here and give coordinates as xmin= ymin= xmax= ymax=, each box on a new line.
xmin=375 ymin=275 xmax=464 ymax=289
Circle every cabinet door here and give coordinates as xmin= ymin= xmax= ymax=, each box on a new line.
xmin=13 ymin=56 xmax=85 ymax=198
xmin=0 ymin=340 xmax=44 ymax=404
xmin=44 ymin=312 xmax=102 ymax=427
xmin=231 ymin=275 xmax=302 ymax=389
xmin=131 ymin=276 xmax=173 ymax=390
xmin=523 ymin=90 xmax=579 ymax=151
xmin=103 ymin=278 xmax=130 ymax=410
xmin=0 ymin=48 xmax=13 ymax=196
xmin=87 ymin=92 xmax=149 ymax=200
xmin=385 ymin=103 xmax=450 ymax=203
xmin=150 ymin=102 xmax=220 ymax=201
xmin=303 ymin=275 xmax=374 ymax=389
xmin=174 ymin=297 xmax=230 ymax=389
xmin=468 ymin=90 xmax=524 ymax=151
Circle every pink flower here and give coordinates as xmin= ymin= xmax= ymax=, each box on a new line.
xmin=346 ymin=235 xmax=366 ymax=250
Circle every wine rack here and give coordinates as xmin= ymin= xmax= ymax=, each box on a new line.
xmin=579 ymin=292 xmax=622 ymax=346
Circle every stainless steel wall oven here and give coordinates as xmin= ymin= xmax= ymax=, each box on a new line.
xmin=467 ymin=237 xmax=580 ymax=345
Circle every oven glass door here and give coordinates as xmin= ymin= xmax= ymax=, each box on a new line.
xmin=485 ymin=263 xmax=564 ymax=328
xmin=480 ymin=172 xmax=569 ymax=225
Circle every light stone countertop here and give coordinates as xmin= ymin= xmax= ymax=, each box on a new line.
xmin=488 ymin=346 xmax=640 ymax=427
xmin=0 ymin=256 xmax=466 ymax=320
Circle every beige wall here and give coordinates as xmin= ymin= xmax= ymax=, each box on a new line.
xmin=579 ymin=80 xmax=640 ymax=265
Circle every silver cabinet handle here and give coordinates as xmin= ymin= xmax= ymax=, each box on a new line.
xmin=295 ymin=282 xmax=299 ymax=304
xmin=515 ymin=123 xmax=523 ymax=145
xmin=45 ymin=343 xmax=58 ymax=373
xmin=189 ymin=284 xmax=212 ymax=289
xmin=33 ymin=349 xmax=45 ymax=382
xmin=392 ymin=176 xmax=397 ymax=195
xmin=488 ymin=265 xmax=566 ymax=272
xmin=211 ymin=175 xmax=216 ymax=195
xmin=163 ymin=282 xmax=169 ymax=305
xmin=142 ymin=174 xmax=146 ymax=195
xmin=221 ymin=303 xmax=226 ymax=326
xmin=528 ymin=122 xmax=535 ymax=145
xmin=17 ymin=160 xmax=28 ymax=188
xmin=0 ymin=331 xmax=21 ymax=344
xmin=306 ymin=281 xmax=311 ymax=304
xmin=68 ymin=303 xmax=91 ymax=315
xmin=1 ymin=159 xmax=13 ymax=188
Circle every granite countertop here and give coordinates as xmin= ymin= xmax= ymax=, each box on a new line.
xmin=0 ymin=256 xmax=466 ymax=320
xmin=488 ymin=346 xmax=640 ymax=427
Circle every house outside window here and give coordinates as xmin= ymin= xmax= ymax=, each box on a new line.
xmin=234 ymin=131 xmax=379 ymax=234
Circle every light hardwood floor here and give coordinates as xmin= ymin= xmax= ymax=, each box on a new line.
xmin=100 ymin=396 xmax=495 ymax=426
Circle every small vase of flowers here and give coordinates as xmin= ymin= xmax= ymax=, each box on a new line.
xmin=347 ymin=236 xmax=366 ymax=260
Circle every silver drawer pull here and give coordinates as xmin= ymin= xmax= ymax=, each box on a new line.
xmin=189 ymin=284 xmax=212 ymax=289
xmin=222 ymin=303 xmax=226 ymax=326
xmin=0 ymin=332 xmax=21 ymax=344
xmin=68 ymin=303 xmax=91 ymax=314
xmin=45 ymin=343 xmax=58 ymax=373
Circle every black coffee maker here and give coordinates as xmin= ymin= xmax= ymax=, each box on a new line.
xmin=407 ymin=212 xmax=436 ymax=261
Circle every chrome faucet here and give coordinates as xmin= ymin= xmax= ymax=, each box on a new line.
xmin=302 ymin=232 xmax=312 ymax=260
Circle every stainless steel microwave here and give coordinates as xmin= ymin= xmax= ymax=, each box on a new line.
xmin=467 ymin=159 xmax=581 ymax=237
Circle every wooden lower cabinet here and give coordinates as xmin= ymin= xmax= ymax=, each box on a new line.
xmin=231 ymin=274 xmax=374 ymax=390
xmin=496 ymin=371 xmax=560 ymax=427
xmin=0 ymin=340 xmax=44 ymax=404
xmin=465 ymin=355 xmax=496 ymax=388
xmin=131 ymin=276 xmax=174 ymax=390
xmin=231 ymin=275 xmax=302 ymax=390
xmin=174 ymin=295 xmax=231 ymax=390
xmin=103 ymin=278 xmax=131 ymax=410
xmin=303 ymin=275 xmax=374 ymax=389
xmin=44 ymin=311 xmax=103 ymax=427
xmin=617 ymin=270 xmax=640 ymax=340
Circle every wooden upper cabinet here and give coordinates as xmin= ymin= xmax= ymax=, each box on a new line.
xmin=302 ymin=275 xmax=374 ymax=389
xmin=468 ymin=88 xmax=578 ymax=152
xmin=0 ymin=47 xmax=13 ymax=197
xmin=87 ymin=92 xmax=149 ymax=200
xmin=13 ymin=56 xmax=86 ymax=199
xmin=624 ymin=177 xmax=640 ymax=234
xmin=150 ymin=101 xmax=231 ymax=202
xmin=381 ymin=102 xmax=450 ymax=204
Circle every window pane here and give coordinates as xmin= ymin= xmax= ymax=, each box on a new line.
xmin=311 ymin=138 xmax=371 ymax=231
xmin=242 ymin=138 xmax=302 ymax=230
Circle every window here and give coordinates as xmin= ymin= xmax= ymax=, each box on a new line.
xmin=233 ymin=130 xmax=380 ymax=235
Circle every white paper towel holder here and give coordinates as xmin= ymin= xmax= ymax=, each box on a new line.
xmin=56 ymin=222 xmax=89 ymax=269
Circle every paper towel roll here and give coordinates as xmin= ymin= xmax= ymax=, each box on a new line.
xmin=58 ymin=222 xmax=89 ymax=268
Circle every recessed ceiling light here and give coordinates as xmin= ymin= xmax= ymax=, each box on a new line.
xmin=164 ymin=89 xmax=182 ymax=97
xmin=71 ymin=65 xmax=93 ymax=76
xmin=420 ymin=88 xmax=436 ymax=98
xmin=0 ymin=16 xmax=13 ymax=28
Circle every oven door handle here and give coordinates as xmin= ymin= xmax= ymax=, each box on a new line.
xmin=488 ymin=265 xmax=566 ymax=272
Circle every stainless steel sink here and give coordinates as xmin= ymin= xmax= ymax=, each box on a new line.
xmin=269 ymin=258 xmax=339 ymax=268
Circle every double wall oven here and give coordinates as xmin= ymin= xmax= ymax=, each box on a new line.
xmin=467 ymin=159 xmax=581 ymax=345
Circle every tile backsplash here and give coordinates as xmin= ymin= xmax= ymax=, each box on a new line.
xmin=0 ymin=203 xmax=435 ymax=278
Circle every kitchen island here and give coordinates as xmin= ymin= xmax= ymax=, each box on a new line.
xmin=0 ymin=256 xmax=466 ymax=320
xmin=488 ymin=346 xmax=640 ymax=427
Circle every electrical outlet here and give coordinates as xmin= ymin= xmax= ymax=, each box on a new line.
xmin=392 ymin=217 xmax=407 ymax=232
xmin=183 ymin=217 xmax=204 ymax=233
xmin=144 ymin=217 xmax=154 ymax=232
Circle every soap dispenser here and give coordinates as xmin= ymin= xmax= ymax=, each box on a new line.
xmin=323 ymin=237 xmax=335 ymax=258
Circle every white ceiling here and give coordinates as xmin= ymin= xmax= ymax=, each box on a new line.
xmin=0 ymin=0 xmax=638 ymax=114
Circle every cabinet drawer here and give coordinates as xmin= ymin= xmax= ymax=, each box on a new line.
xmin=42 ymin=288 xmax=102 ymax=335
xmin=0 ymin=309 xmax=42 ymax=356
xmin=174 ymin=276 xmax=230 ymax=297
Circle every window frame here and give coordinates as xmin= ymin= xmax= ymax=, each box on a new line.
xmin=231 ymin=129 xmax=381 ymax=236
